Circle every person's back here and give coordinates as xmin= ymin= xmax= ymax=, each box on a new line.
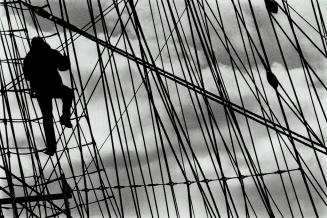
xmin=24 ymin=38 xmax=69 ymax=94
xmin=23 ymin=37 xmax=73 ymax=156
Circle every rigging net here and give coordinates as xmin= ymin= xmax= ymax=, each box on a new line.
xmin=0 ymin=0 xmax=327 ymax=217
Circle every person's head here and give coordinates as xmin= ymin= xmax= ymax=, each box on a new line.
xmin=31 ymin=37 xmax=50 ymax=51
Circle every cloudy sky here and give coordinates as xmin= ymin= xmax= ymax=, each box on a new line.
xmin=1 ymin=0 xmax=327 ymax=217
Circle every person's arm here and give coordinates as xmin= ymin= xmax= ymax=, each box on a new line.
xmin=23 ymin=54 xmax=32 ymax=81
xmin=55 ymin=50 xmax=70 ymax=71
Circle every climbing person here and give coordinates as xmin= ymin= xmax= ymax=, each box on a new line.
xmin=23 ymin=37 xmax=74 ymax=156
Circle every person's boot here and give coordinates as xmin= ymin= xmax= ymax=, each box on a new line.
xmin=60 ymin=115 xmax=72 ymax=128
xmin=44 ymin=146 xmax=56 ymax=156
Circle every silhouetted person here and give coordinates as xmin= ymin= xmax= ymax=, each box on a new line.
xmin=23 ymin=37 xmax=74 ymax=156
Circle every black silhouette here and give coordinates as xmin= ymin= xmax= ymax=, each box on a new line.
xmin=23 ymin=37 xmax=74 ymax=155
xmin=265 ymin=0 xmax=278 ymax=14
xmin=266 ymin=70 xmax=279 ymax=89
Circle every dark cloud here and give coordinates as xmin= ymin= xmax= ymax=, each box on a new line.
xmin=19 ymin=0 xmax=129 ymax=38
xmin=170 ymin=0 xmax=326 ymax=71
xmin=2 ymin=0 xmax=327 ymax=217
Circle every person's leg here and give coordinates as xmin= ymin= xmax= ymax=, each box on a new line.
xmin=61 ymin=85 xmax=74 ymax=119
xmin=54 ymin=85 xmax=74 ymax=128
xmin=37 ymin=96 xmax=56 ymax=154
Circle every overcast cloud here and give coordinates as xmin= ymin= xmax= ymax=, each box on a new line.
xmin=1 ymin=0 xmax=327 ymax=217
